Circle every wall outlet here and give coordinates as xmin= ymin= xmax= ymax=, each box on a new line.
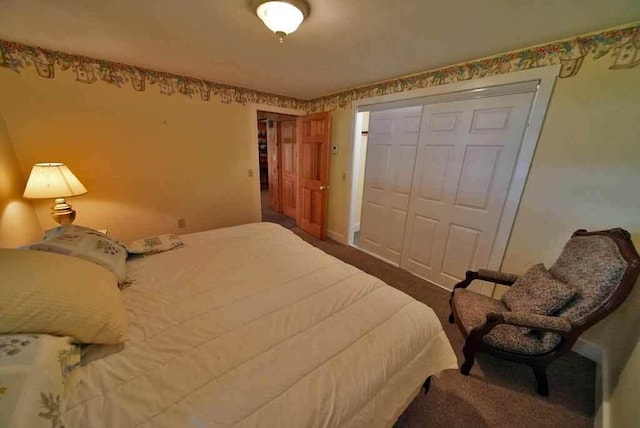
xmin=177 ymin=218 xmax=186 ymax=228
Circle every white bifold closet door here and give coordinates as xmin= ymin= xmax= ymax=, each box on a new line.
xmin=400 ymin=92 xmax=535 ymax=291
xmin=359 ymin=106 xmax=423 ymax=264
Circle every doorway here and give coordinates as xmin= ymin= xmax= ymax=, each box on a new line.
xmin=349 ymin=111 xmax=370 ymax=247
xmin=257 ymin=111 xmax=299 ymax=229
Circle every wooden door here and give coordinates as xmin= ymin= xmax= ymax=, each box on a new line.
xmin=266 ymin=120 xmax=281 ymax=212
xmin=358 ymin=106 xmax=423 ymax=264
xmin=297 ymin=112 xmax=331 ymax=239
xmin=400 ymin=92 xmax=535 ymax=292
xmin=280 ymin=120 xmax=298 ymax=219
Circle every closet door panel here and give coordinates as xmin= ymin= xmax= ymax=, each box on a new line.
xmin=389 ymin=144 xmax=417 ymax=209
xmin=387 ymin=208 xmax=408 ymax=262
xmin=416 ymin=145 xmax=452 ymax=202
xmin=405 ymin=214 xmax=439 ymax=272
xmin=401 ymin=93 xmax=535 ymax=292
xmin=359 ymin=106 xmax=422 ymax=264
xmin=360 ymin=201 xmax=386 ymax=253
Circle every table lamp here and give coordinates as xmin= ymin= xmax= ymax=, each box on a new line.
xmin=23 ymin=163 xmax=88 ymax=224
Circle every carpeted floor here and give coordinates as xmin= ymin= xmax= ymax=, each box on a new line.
xmin=260 ymin=190 xmax=296 ymax=229
xmin=285 ymin=226 xmax=596 ymax=428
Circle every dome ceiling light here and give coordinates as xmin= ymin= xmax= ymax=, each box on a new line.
xmin=253 ymin=0 xmax=310 ymax=43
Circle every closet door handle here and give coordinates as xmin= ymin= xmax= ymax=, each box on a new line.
xmin=320 ymin=185 xmax=330 ymax=190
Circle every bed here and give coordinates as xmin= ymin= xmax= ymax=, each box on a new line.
xmin=46 ymin=223 xmax=457 ymax=427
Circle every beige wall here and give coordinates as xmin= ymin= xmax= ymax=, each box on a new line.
xmin=501 ymin=59 xmax=640 ymax=426
xmin=0 ymin=68 xmax=264 ymax=243
xmin=498 ymin=59 xmax=640 ymax=423
xmin=327 ymin=107 xmax=353 ymax=240
xmin=327 ymin=60 xmax=640 ymax=425
xmin=611 ymin=335 xmax=640 ymax=428
xmin=0 ymin=110 xmax=41 ymax=247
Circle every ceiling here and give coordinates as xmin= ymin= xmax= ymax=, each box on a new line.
xmin=0 ymin=0 xmax=638 ymax=99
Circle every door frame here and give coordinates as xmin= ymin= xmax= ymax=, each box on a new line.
xmin=250 ymin=104 xmax=306 ymax=222
xmin=345 ymin=65 xmax=560 ymax=293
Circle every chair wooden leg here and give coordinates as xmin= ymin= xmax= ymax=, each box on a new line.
xmin=460 ymin=341 xmax=477 ymax=375
xmin=531 ymin=363 xmax=549 ymax=396
xmin=422 ymin=376 xmax=432 ymax=395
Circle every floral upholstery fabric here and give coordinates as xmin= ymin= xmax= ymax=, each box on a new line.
xmin=30 ymin=225 xmax=128 ymax=283
xmin=453 ymin=289 xmax=562 ymax=356
xmin=549 ymin=235 xmax=628 ymax=324
xmin=498 ymin=312 xmax=572 ymax=333
xmin=501 ymin=264 xmax=576 ymax=333
xmin=477 ymin=269 xmax=519 ymax=284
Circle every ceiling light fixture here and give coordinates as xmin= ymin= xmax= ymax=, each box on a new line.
xmin=253 ymin=0 xmax=310 ymax=43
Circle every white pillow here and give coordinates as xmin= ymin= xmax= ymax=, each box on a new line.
xmin=0 ymin=249 xmax=127 ymax=344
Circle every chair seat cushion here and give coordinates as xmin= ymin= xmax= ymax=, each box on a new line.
xmin=453 ymin=289 xmax=562 ymax=356
xmin=502 ymin=263 xmax=576 ymax=317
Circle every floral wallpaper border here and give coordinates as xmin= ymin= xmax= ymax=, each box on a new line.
xmin=0 ymin=40 xmax=307 ymax=111
xmin=308 ymin=21 xmax=640 ymax=112
xmin=0 ymin=22 xmax=638 ymax=112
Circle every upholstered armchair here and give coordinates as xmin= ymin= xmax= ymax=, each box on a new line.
xmin=449 ymin=228 xmax=640 ymax=396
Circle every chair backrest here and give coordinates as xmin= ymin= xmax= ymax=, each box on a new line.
xmin=549 ymin=229 xmax=640 ymax=330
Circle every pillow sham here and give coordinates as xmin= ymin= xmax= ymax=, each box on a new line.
xmin=43 ymin=224 xmax=101 ymax=240
xmin=30 ymin=225 xmax=127 ymax=283
xmin=0 ymin=249 xmax=126 ymax=344
xmin=127 ymin=233 xmax=184 ymax=255
xmin=0 ymin=334 xmax=80 ymax=428
xmin=501 ymin=263 xmax=575 ymax=333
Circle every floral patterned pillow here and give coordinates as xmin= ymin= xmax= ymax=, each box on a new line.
xmin=30 ymin=228 xmax=128 ymax=283
xmin=0 ymin=335 xmax=80 ymax=428
xmin=501 ymin=263 xmax=576 ymax=334
xmin=127 ymin=234 xmax=184 ymax=255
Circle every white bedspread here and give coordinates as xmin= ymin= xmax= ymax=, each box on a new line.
xmin=66 ymin=223 xmax=457 ymax=427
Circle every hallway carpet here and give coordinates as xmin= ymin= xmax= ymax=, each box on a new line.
xmin=260 ymin=190 xmax=296 ymax=229
xmin=291 ymin=227 xmax=595 ymax=428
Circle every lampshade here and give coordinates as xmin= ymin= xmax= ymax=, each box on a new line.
xmin=23 ymin=163 xmax=88 ymax=199
xmin=254 ymin=0 xmax=309 ymax=42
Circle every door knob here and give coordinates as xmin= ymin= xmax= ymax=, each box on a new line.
xmin=320 ymin=185 xmax=330 ymax=190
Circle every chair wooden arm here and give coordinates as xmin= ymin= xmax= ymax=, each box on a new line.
xmin=477 ymin=269 xmax=520 ymax=285
xmin=452 ymin=269 xmax=519 ymax=291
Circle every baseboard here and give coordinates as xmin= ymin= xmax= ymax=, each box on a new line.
xmin=573 ymin=337 xmax=603 ymax=363
xmin=572 ymin=338 xmax=608 ymax=428
xmin=326 ymin=229 xmax=347 ymax=244
xmin=351 ymin=244 xmax=400 ymax=267
xmin=596 ymin=350 xmax=611 ymax=428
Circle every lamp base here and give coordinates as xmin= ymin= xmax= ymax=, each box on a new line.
xmin=51 ymin=198 xmax=77 ymax=225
